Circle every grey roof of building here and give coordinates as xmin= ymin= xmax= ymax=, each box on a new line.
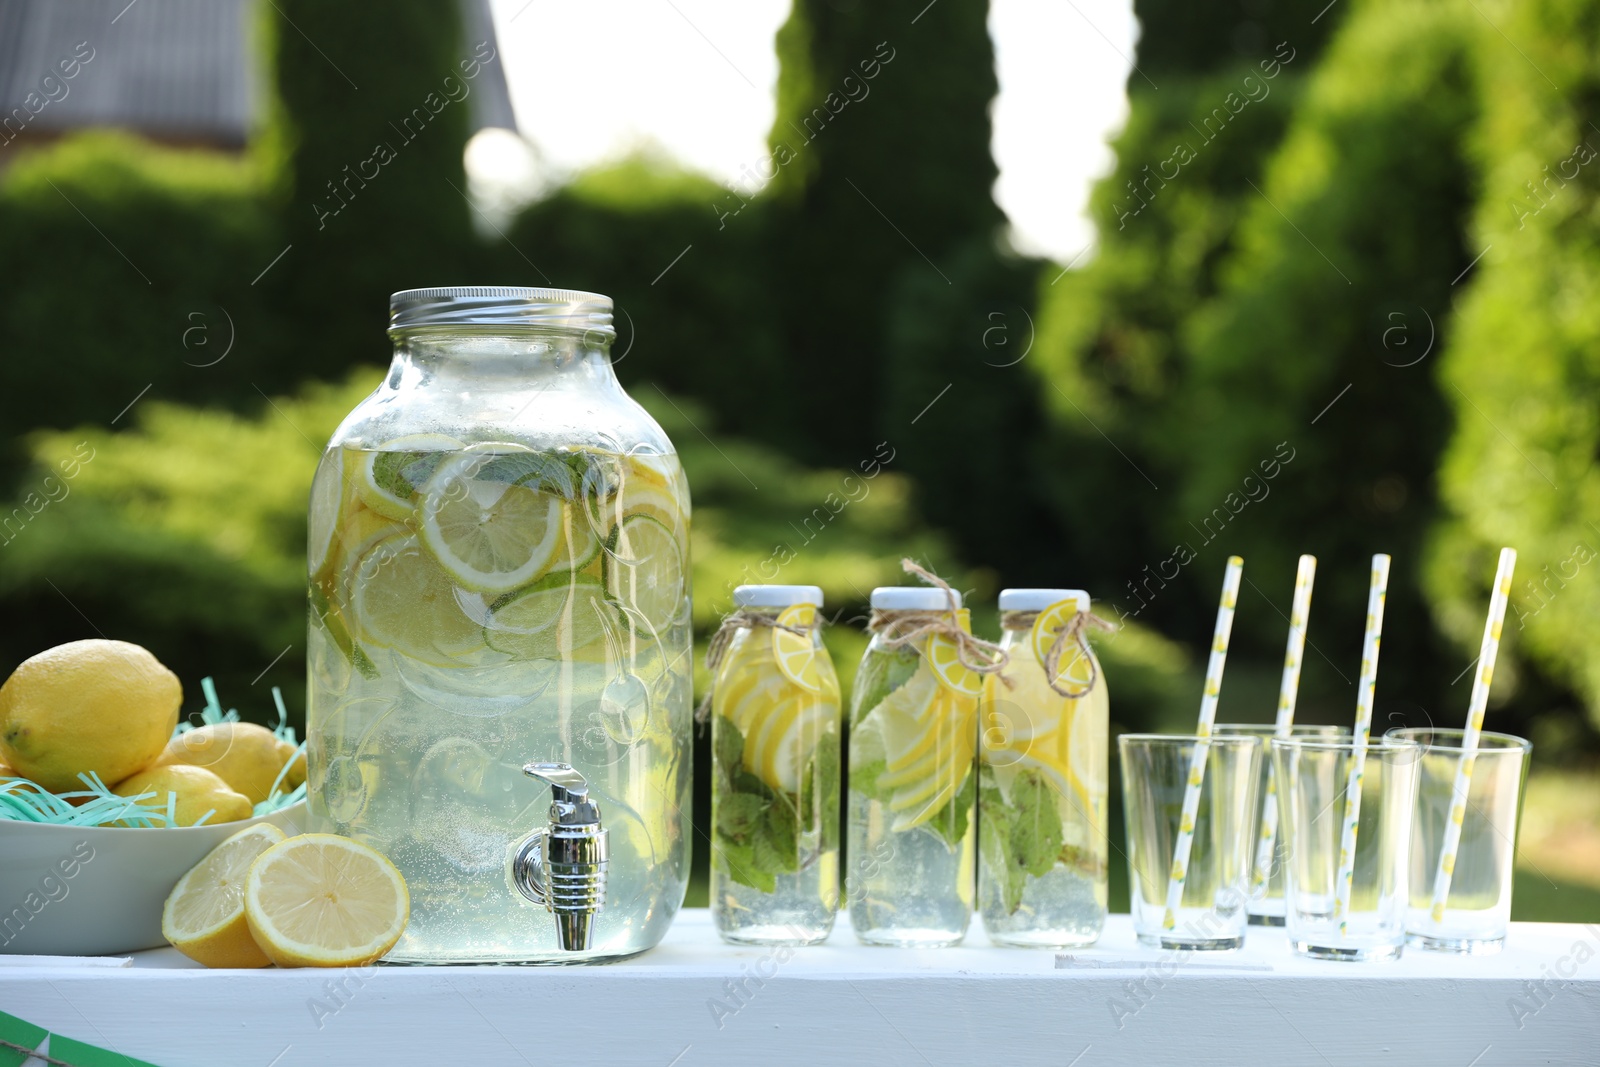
xmin=0 ymin=0 xmax=515 ymax=145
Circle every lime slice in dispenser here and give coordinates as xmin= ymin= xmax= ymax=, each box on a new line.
xmin=358 ymin=433 xmax=462 ymax=521
xmin=484 ymin=573 xmax=611 ymax=660
xmin=308 ymin=449 xmax=344 ymax=579
xmin=606 ymin=513 xmax=685 ymax=634
xmin=350 ymin=533 xmax=490 ymax=667
xmin=771 ymin=603 xmax=823 ymax=693
xmin=419 ymin=449 xmax=565 ymax=593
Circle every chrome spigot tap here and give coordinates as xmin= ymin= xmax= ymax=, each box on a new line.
xmin=511 ymin=762 xmax=609 ymax=951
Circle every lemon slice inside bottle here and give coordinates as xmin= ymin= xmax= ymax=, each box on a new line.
xmin=1029 ymin=596 xmax=1095 ymax=697
xmin=419 ymin=449 xmax=565 ymax=593
xmin=861 ymin=666 xmax=976 ymax=832
xmin=771 ymin=603 xmax=823 ymax=693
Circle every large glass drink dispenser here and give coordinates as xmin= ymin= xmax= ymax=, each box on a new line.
xmin=305 ymin=287 xmax=693 ymax=963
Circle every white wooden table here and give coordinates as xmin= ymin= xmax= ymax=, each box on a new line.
xmin=2 ymin=910 xmax=1597 ymax=1066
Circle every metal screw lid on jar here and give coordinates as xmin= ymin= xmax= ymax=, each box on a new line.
xmin=998 ymin=588 xmax=1091 ymax=613
xmin=733 ymin=585 xmax=824 ymax=608
xmin=870 ymin=587 xmax=962 ymax=611
xmin=388 ymin=286 xmax=615 ymax=338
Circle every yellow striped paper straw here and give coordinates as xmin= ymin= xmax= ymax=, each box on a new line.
xmin=1251 ymin=554 xmax=1318 ymax=891
xmin=1428 ymin=546 xmax=1517 ymax=924
xmin=1162 ymin=555 xmax=1245 ymax=930
xmin=1334 ymin=554 xmax=1390 ymax=935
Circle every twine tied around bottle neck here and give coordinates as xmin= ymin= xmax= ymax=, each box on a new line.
xmin=1002 ymin=607 xmax=1118 ymax=698
xmin=695 ymin=607 xmax=821 ymax=723
xmin=867 ymin=559 xmax=1010 ymax=680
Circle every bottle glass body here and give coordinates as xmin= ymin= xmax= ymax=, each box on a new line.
xmin=306 ymin=300 xmax=692 ymax=964
xmin=978 ymin=616 xmax=1108 ymax=947
xmin=847 ymin=622 xmax=978 ymax=947
xmin=710 ymin=605 xmax=841 ymax=945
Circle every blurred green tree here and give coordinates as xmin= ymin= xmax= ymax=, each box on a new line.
xmin=1171 ymin=0 xmax=1481 ymax=720
xmin=1429 ymin=0 xmax=1600 ymax=740
xmin=263 ymin=0 xmax=477 ymax=381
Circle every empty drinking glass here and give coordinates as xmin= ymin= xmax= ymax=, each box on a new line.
xmin=1216 ymin=723 xmax=1349 ymax=926
xmin=1386 ymin=727 xmax=1531 ymax=954
xmin=1273 ymin=735 xmax=1418 ymax=961
xmin=1119 ymin=734 xmax=1262 ymax=950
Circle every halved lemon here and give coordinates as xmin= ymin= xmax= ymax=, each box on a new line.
xmin=162 ymin=822 xmax=286 ymax=968
xmin=419 ymin=449 xmax=565 ymax=593
xmin=244 ymin=834 xmax=409 ymax=968
xmin=606 ymin=513 xmax=685 ymax=634
xmin=1029 ymin=597 xmax=1095 ymax=696
xmin=772 ymin=603 xmax=823 ymax=693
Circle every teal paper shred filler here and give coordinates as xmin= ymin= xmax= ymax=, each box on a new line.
xmin=0 ymin=1009 xmax=46 ymax=1067
xmin=46 ymin=1033 xmax=165 ymax=1067
xmin=0 ymin=678 xmax=305 ymax=826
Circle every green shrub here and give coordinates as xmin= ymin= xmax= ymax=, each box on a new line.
xmin=1429 ymin=0 xmax=1600 ymax=732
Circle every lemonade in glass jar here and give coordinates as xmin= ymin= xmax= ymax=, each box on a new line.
xmin=307 ymin=287 xmax=693 ymax=964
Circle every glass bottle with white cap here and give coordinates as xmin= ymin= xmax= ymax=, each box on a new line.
xmin=709 ymin=585 xmax=841 ymax=944
xmin=979 ymin=588 xmax=1109 ymax=947
xmin=847 ymin=585 xmax=982 ymax=946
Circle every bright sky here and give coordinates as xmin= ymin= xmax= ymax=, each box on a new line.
xmin=482 ymin=0 xmax=1136 ymax=264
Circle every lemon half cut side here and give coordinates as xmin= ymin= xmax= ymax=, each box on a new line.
xmin=162 ymin=823 xmax=286 ymax=968
xmin=244 ymin=833 xmax=410 ymax=968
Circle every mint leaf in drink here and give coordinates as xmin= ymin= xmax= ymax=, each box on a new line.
xmin=715 ymin=714 xmax=745 ymax=775
xmin=1009 ymin=769 xmax=1065 ymax=879
xmin=718 ymin=835 xmax=775 ymax=894
xmin=921 ymin=767 xmax=977 ymax=851
xmin=849 ymin=645 xmax=922 ymax=727
xmin=979 ymin=778 xmax=1027 ymax=915
xmin=757 ymin=792 xmax=801 ymax=876
xmin=716 ymin=793 xmax=768 ymax=840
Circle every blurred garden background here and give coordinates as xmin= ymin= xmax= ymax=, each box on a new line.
xmin=2 ymin=0 xmax=1598 ymax=918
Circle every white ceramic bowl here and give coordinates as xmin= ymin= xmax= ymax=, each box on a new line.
xmin=0 ymin=801 xmax=307 ymax=956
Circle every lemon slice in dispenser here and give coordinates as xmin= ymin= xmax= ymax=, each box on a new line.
xmin=419 ymin=449 xmax=565 ymax=594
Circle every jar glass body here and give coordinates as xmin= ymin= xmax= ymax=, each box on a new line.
xmin=846 ymin=621 xmax=977 ymax=947
xmin=978 ymin=616 xmax=1108 ymax=947
xmin=709 ymin=607 xmax=841 ymax=945
xmin=305 ymin=318 xmax=692 ymax=964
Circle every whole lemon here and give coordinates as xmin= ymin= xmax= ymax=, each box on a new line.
xmin=160 ymin=722 xmax=294 ymax=805
xmin=279 ymin=740 xmax=306 ymax=789
xmin=0 ymin=640 xmax=181 ymax=793
xmin=114 ymin=764 xmax=252 ymax=826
